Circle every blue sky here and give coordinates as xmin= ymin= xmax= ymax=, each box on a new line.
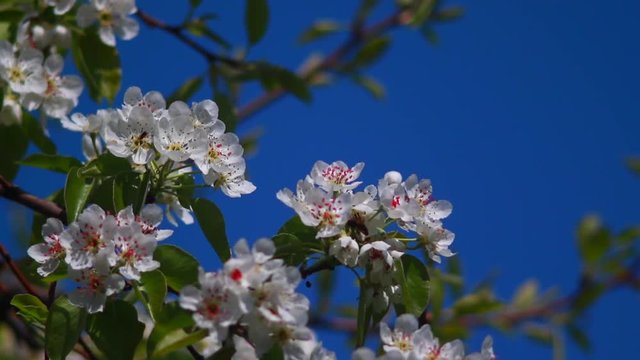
xmin=3 ymin=0 xmax=640 ymax=358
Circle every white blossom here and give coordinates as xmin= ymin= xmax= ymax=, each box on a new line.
xmin=329 ymin=235 xmax=359 ymax=267
xmin=27 ymin=218 xmax=66 ymax=276
xmin=154 ymin=114 xmax=204 ymax=162
xmin=77 ymin=0 xmax=139 ymax=47
xmin=0 ymin=41 xmax=46 ymax=94
xmin=416 ymin=223 xmax=455 ymax=263
xmin=60 ymin=204 xmax=117 ymax=270
xmin=464 ymin=336 xmax=495 ymax=360
xmin=47 ymin=0 xmax=76 ymax=15
xmin=310 ymin=160 xmax=364 ymax=193
xmin=68 ymin=253 xmax=125 ymax=313
xmin=102 ymin=106 xmax=156 ymax=164
xmin=113 ymin=224 xmax=159 ymax=280
xmin=204 ymin=159 xmax=256 ymax=198
xmin=121 ymin=86 xmax=166 ymax=119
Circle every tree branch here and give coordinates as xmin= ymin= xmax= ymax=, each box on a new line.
xmin=0 ymin=243 xmax=42 ymax=301
xmin=0 ymin=175 xmax=65 ymax=223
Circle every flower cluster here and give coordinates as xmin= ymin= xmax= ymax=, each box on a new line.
xmin=28 ymin=203 xmax=172 ymax=313
xmin=0 ymin=40 xmax=83 ymax=125
xmin=353 ymin=314 xmax=496 ymax=360
xmin=277 ymin=161 xmax=454 ymax=310
xmin=65 ymin=86 xmax=255 ymax=219
xmin=179 ymin=238 xmax=335 ymax=359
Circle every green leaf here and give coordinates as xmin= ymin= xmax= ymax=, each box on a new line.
xmin=245 ymin=0 xmax=269 ymax=45
xmin=0 ymin=123 xmax=28 ymax=180
xmin=0 ymin=9 xmax=24 ymax=41
xmin=277 ymin=216 xmax=317 ymax=241
xmin=352 ymin=74 xmax=385 ymax=99
xmin=355 ymin=280 xmax=372 ymax=347
xmin=141 ymin=270 xmax=167 ymax=320
xmin=147 ymin=302 xmax=195 ymax=357
xmin=567 ymin=323 xmax=592 ymax=352
xmin=410 ymin=0 xmax=437 ymax=25
xmin=273 ymin=216 xmax=323 ymax=265
xmin=64 ymin=167 xmax=94 ymax=223
xmin=87 ymin=300 xmax=144 ymax=360
xmin=22 ymin=112 xmax=56 ymax=154
xmin=186 ymin=21 xmax=232 ymax=50
xmin=272 ymin=68 xmax=311 ymax=102
xmin=215 ymin=93 xmax=238 ymax=131
xmin=394 ymin=254 xmax=430 ymax=316
xmin=80 ymin=152 xmax=131 ymax=177
xmin=452 ymin=289 xmax=502 ymax=315
xmin=18 ymin=154 xmax=82 ymax=174
xmin=511 ymin=279 xmax=539 ymax=309
xmin=576 ymin=215 xmax=611 ymax=266
xmin=351 ymin=36 xmax=391 ymax=69
xmin=11 ymin=294 xmax=48 ymax=326
xmin=262 ymin=344 xmax=285 ymax=360
xmin=71 ymin=27 xmax=121 ymax=103
xmin=431 ymin=6 xmax=465 ymax=22
xmin=154 ymin=329 xmax=208 ymax=358
xmin=45 ymin=296 xmax=86 ymax=360
xmin=167 ymin=76 xmax=204 ymax=104
xmin=154 ymin=245 xmax=199 ymax=291
xmin=298 ymin=20 xmax=341 ymax=44
xmin=420 ymin=26 xmax=440 ymax=45
xmin=626 ymin=157 xmax=640 ymax=175
xmin=189 ymin=0 xmax=202 ymax=7
xmin=192 ymin=198 xmax=231 ymax=262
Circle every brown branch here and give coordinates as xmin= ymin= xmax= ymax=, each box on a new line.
xmin=0 ymin=243 xmax=43 ymax=301
xmin=135 ymin=9 xmax=246 ymax=68
xmin=0 ymin=175 xmax=65 ymax=223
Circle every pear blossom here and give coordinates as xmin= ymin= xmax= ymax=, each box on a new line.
xmin=416 ymin=223 xmax=455 ymax=263
xmin=47 ymin=0 xmax=76 ymax=15
xmin=169 ymin=99 xmax=220 ymax=129
xmin=27 ymin=218 xmax=66 ymax=276
xmin=17 ymin=21 xmax=71 ymax=50
xmin=464 ymin=336 xmax=495 ymax=360
xmin=113 ymin=225 xmax=159 ymax=280
xmin=0 ymin=90 xmax=22 ymax=125
xmin=358 ymin=241 xmax=400 ymax=285
xmin=68 ymin=253 xmax=125 ymax=313
xmin=60 ymin=205 xmax=118 ymax=270
xmin=231 ymin=335 xmax=258 ymax=360
xmin=310 ymin=160 xmax=365 ymax=193
xmin=102 ymin=106 xmax=156 ymax=164
xmin=158 ymin=193 xmax=194 ymax=226
xmin=20 ymin=53 xmax=83 ymax=119
xmin=204 ymin=159 xmax=256 ymax=198
xmin=329 ymin=235 xmax=359 ymax=267
xmin=191 ymin=131 xmax=244 ymax=175
xmin=154 ymin=114 xmax=204 ymax=162
xmin=380 ymin=314 xmax=420 ymax=355
xmin=0 ymin=41 xmax=46 ymax=94
xmin=77 ymin=0 xmax=139 ymax=47
xmin=121 ymin=86 xmax=166 ymax=119
xmin=61 ymin=111 xmax=103 ymax=133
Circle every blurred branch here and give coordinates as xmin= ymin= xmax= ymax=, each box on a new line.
xmin=0 ymin=175 xmax=65 ymax=223
xmin=0 ymin=243 xmax=42 ymax=301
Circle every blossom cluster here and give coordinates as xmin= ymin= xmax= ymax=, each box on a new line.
xmin=353 ymin=314 xmax=496 ymax=360
xmin=65 ymin=86 xmax=255 ymax=208
xmin=0 ymin=40 xmax=83 ymax=125
xmin=179 ymin=238 xmax=335 ymax=359
xmin=28 ymin=203 xmax=172 ymax=313
xmin=277 ymin=161 xmax=454 ymax=310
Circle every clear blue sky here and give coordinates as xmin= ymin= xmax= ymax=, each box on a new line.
xmin=3 ymin=0 xmax=640 ymax=358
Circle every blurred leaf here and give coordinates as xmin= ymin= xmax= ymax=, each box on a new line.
xmin=22 ymin=112 xmax=56 ymax=154
xmin=18 ymin=154 xmax=81 ymax=174
xmin=511 ymin=279 xmax=539 ymax=309
xmin=245 ymin=0 xmax=269 ymax=45
xmin=174 ymin=173 xmax=195 ymax=209
xmin=90 ymin=177 xmax=118 ymax=213
xmin=298 ymin=20 xmax=341 ymax=44
xmin=274 ymin=217 xmax=323 ymax=265
xmin=155 ymin=329 xmax=208 ymax=358
xmin=355 ymin=280 xmax=372 ymax=347
xmin=618 ymin=226 xmax=640 ymax=244
xmin=189 ymin=0 xmax=202 ymax=7
xmin=576 ymin=215 xmax=611 ymax=266
xmin=186 ymin=21 xmax=231 ymax=50
xmin=420 ymin=26 xmax=440 ymax=45
xmin=215 ymin=93 xmax=238 ymax=131
xmin=147 ymin=302 xmax=195 ymax=357
xmin=71 ymin=28 xmax=121 ymax=103
xmin=45 ymin=296 xmax=86 ymax=360
xmin=572 ymin=282 xmax=604 ymax=314
xmin=394 ymin=254 xmax=430 ymax=316
xmin=0 ymin=123 xmax=28 ymax=180
xmin=567 ymin=323 xmax=592 ymax=352
xmin=344 ymin=36 xmax=391 ymax=72
xmin=64 ymin=167 xmax=94 ymax=223
xmin=452 ymin=289 xmax=501 ymax=315
xmin=132 ymin=171 xmax=150 ymax=214
xmin=263 ymin=344 xmax=285 ymax=360
xmin=626 ymin=157 xmax=640 ymax=175
xmin=141 ymin=270 xmax=167 ymax=320
xmin=431 ymin=6 xmax=465 ymax=21
xmin=11 ymin=294 xmax=48 ymax=326
xmin=523 ymin=323 xmax=554 ymax=346
xmin=154 ymin=245 xmax=199 ymax=291
xmin=352 ymin=74 xmax=385 ymax=99
xmin=87 ymin=300 xmax=144 ymax=360
xmin=356 ymin=0 xmax=380 ymax=23
xmin=192 ymin=197 xmax=231 ymax=262
xmin=167 ymin=76 xmax=204 ymax=104
xmin=0 ymin=10 xmax=23 ymax=41
xmin=411 ymin=0 xmax=437 ymax=25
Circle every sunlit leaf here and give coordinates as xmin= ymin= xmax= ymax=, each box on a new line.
xmin=245 ymin=0 xmax=269 ymax=45
xmin=193 ymin=197 xmax=231 ymax=262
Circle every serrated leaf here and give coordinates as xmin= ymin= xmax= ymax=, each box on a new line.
xmin=18 ymin=154 xmax=82 ymax=174
xmin=22 ymin=112 xmax=56 ymax=154
xmin=71 ymin=28 xmax=121 ymax=103
xmin=87 ymin=300 xmax=144 ymax=360
xmin=45 ymin=296 xmax=86 ymax=360
xmin=394 ymin=254 xmax=430 ymax=316
xmin=141 ymin=269 xmax=167 ymax=320
xmin=0 ymin=123 xmax=28 ymax=180
xmin=192 ymin=198 xmax=230 ymax=262
xmin=154 ymin=245 xmax=199 ymax=291
xmin=64 ymin=167 xmax=94 ymax=223
xmin=245 ymin=0 xmax=269 ymax=45
xmin=11 ymin=294 xmax=48 ymax=326
xmin=167 ymin=76 xmax=204 ymax=104
xmin=298 ymin=20 xmax=341 ymax=44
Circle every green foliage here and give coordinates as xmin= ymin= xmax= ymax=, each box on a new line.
xmin=80 ymin=152 xmax=131 ymax=177
xmin=576 ymin=215 xmax=612 ymax=267
xmin=45 ymin=297 xmax=86 ymax=360
xmin=274 ymin=216 xmax=323 ymax=266
xmin=352 ymin=74 xmax=386 ymax=100
xmin=298 ymin=20 xmax=342 ymax=44
xmin=64 ymin=167 xmax=94 ymax=223
xmin=147 ymin=302 xmax=198 ymax=358
xmin=245 ymin=0 xmax=270 ymax=45
xmin=71 ymin=28 xmax=122 ymax=103
xmin=0 ymin=123 xmax=29 ymax=180
xmin=22 ymin=112 xmax=56 ymax=154
xmin=263 ymin=344 xmax=285 ymax=360
xmin=394 ymin=254 xmax=430 ymax=316
xmin=87 ymin=300 xmax=145 ymax=360
xmin=355 ymin=280 xmax=372 ymax=347
xmin=141 ymin=270 xmax=168 ymax=320
xmin=18 ymin=154 xmax=82 ymax=174
xmin=154 ymin=245 xmax=199 ymax=291
xmin=10 ymin=294 xmax=48 ymax=327
xmin=192 ymin=197 xmax=231 ymax=261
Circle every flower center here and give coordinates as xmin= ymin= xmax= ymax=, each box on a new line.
xmin=167 ymin=142 xmax=184 ymax=152
xmin=9 ymin=67 xmax=25 ymax=83
xmin=99 ymin=10 xmax=113 ymax=26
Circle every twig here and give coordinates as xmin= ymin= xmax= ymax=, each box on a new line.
xmin=187 ymin=345 xmax=204 ymax=360
xmin=0 ymin=175 xmax=65 ymax=223
xmin=0 ymin=243 xmax=42 ymax=300
xmin=135 ymin=9 xmax=245 ymax=68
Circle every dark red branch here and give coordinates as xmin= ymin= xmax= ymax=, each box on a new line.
xmin=0 ymin=175 xmax=65 ymax=223
xmin=0 ymin=243 xmax=42 ymax=301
